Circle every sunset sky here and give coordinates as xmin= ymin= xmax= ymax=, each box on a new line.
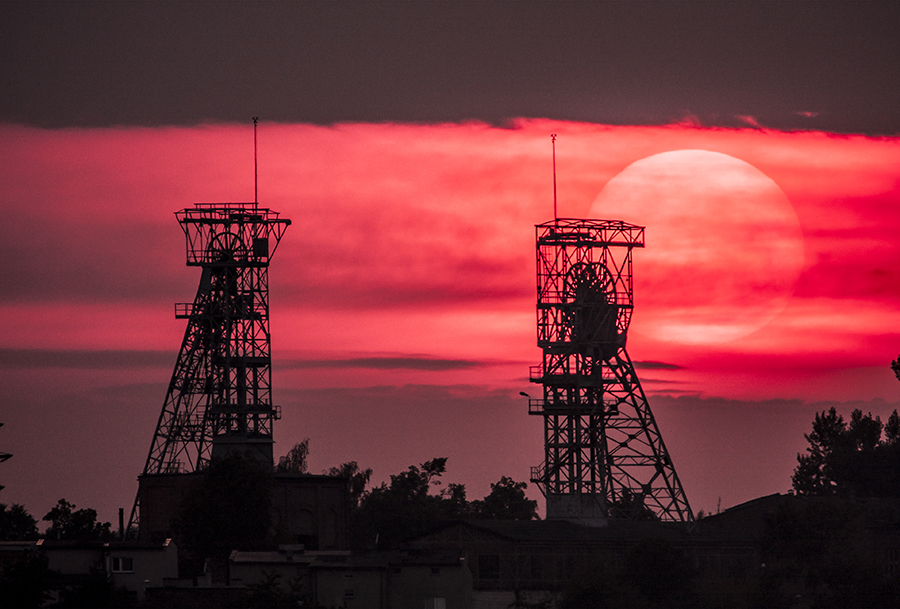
xmin=1 ymin=2 xmax=899 ymax=525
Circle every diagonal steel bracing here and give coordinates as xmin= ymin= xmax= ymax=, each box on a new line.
xmin=528 ymin=219 xmax=692 ymax=523
xmin=129 ymin=202 xmax=290 ymax=533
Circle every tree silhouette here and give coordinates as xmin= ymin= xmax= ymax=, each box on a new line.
xmin=353 ymin=458 xmax=454 ymax=548
xmin=172 ymin=452 xmax=274 ymax=576
xmin=0 ymin=552 xmax=57 ymax=608
xmin=469 ymin=476 xmax=538 ymax=520
xmin=0 ymin=503 xmax=38 ymax=540
xmin=792 ymin=407 xmax=900 ymax=497
xmin=351 ymin=458 xmax=538 ymax=549
xmin=275 ymin=439 xmax=309 ymax=473
xmin=325 ymin=461 xmax=372 ymax=507
xmin=43 ymin=499 xmax=111 ymax=541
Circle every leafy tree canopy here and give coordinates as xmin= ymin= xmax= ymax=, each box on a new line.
xmin=353 ymin=458 xmax=453 ymax=548
xmin=792 ymin=407 xmax=900 ymax=497
xmin=325 ymin=461 xmax=373 ymax=508
xmin=172 ymin=452 xmax=274 ymax=576
xmin=244 ymin=571 xmax=309 ymax=609
xmin=43 ymin=499 xmax=111 ymax=541
xmin=0 ymin=552 xmax=57 ymax=609
xmin=469 ymin=476 xmax=538 ymax=520
xmin=352 ymin=458 xmax=537 ymax=549
xmin=275 ymin=439 xmax=309 ymax=474
xmin=0 ymin=503 xmax=39 ymax=541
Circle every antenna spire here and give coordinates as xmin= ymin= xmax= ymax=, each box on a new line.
xmin=253 ymin=117 xmax=259 ymax=206
xmin=551 ymin=134 xmax=558 ymax=220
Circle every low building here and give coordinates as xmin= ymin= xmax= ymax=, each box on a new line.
xmin=105 ymin=538 xmax=179 ymax=601
xmin=406 ymin=518 xmax=759 ymax=609
xmin=138 ymin=472 xmax=349 ymax=550
xmin=703 ymin=493 xmax=900 ymax=607
xmin=229 ymin=546 xmax=473 ymax=609
xmin=0 ymin=537 xmax=177 ymax=604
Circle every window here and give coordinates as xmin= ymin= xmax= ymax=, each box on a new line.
xmin=112 ymin=557 xmax=134 ymax=573
xmin=428 ymin=598 xmax=447 ymax=609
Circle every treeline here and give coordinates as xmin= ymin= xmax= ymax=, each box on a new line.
xmin=0 ymin=498 xmax=111 ymax=542
xmin=0 ymin=500 xmax=116 ymax=608
xmin=792 ymin=406 xmax=900 ymax=497
xmin=273 ymin=438 xmax=537 ymax=548
xmin=350 ymin=456 xmax=537 ymax=549
xmin=1 ymin=448 xmax=536 ymax=606
xmin=171 ymin=441 xmax=536 ymax=576
xmin=752 ymin=405 xmax=900 ymax=608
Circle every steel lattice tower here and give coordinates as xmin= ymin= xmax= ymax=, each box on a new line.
xmin=129 ymin=202 xmax=290 ymax=531
xmin=528 ymin=218 xmax=692 ymax=524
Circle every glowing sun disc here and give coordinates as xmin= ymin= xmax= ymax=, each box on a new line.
xmin=589 ymin=150 xmax=804 ymax=345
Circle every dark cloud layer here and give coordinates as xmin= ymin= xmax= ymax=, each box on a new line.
xmin=3 ymin=342 xmax=899 ymax=526
xmin=634 ymin=360 xmax=683 ymax=371
xmin=0 ymin=348 xmax=172 ymax=370
xmin=280 ymin=356 xmax=491 ymax=372
xmin=3 ymin=2 xmax=899 ymax=134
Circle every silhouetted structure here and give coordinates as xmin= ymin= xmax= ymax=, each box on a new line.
xmin=137 ymin=471 xmax=349 ymax=551
xmin=408 ymin=518 xmax=757 ymax=606
xmin=528 ymin=219 xmax=692 ymax=523
xmin=129 ymin=201 xmax=290 ymax=532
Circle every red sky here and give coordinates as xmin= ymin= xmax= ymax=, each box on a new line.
xmin=1 ymin=120 xmax=899 ymax=524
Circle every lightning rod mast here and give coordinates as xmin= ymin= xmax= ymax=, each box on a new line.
xmin=129 ymin=120 xmax=291 ymax=536
xmin=528 ymin=160 xmax=691 ymax=524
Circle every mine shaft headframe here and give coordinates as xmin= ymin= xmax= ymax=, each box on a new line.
xmin=536 ymin=218 xmax=645 ymax=338
xmin=176 ymin=202 xmax=292 ymax=267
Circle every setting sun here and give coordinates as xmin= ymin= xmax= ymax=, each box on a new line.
xmin=591 ymin=149 xmax=804 ymax=345
xmin=1 ymin=120 xmax=899 ymax=526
